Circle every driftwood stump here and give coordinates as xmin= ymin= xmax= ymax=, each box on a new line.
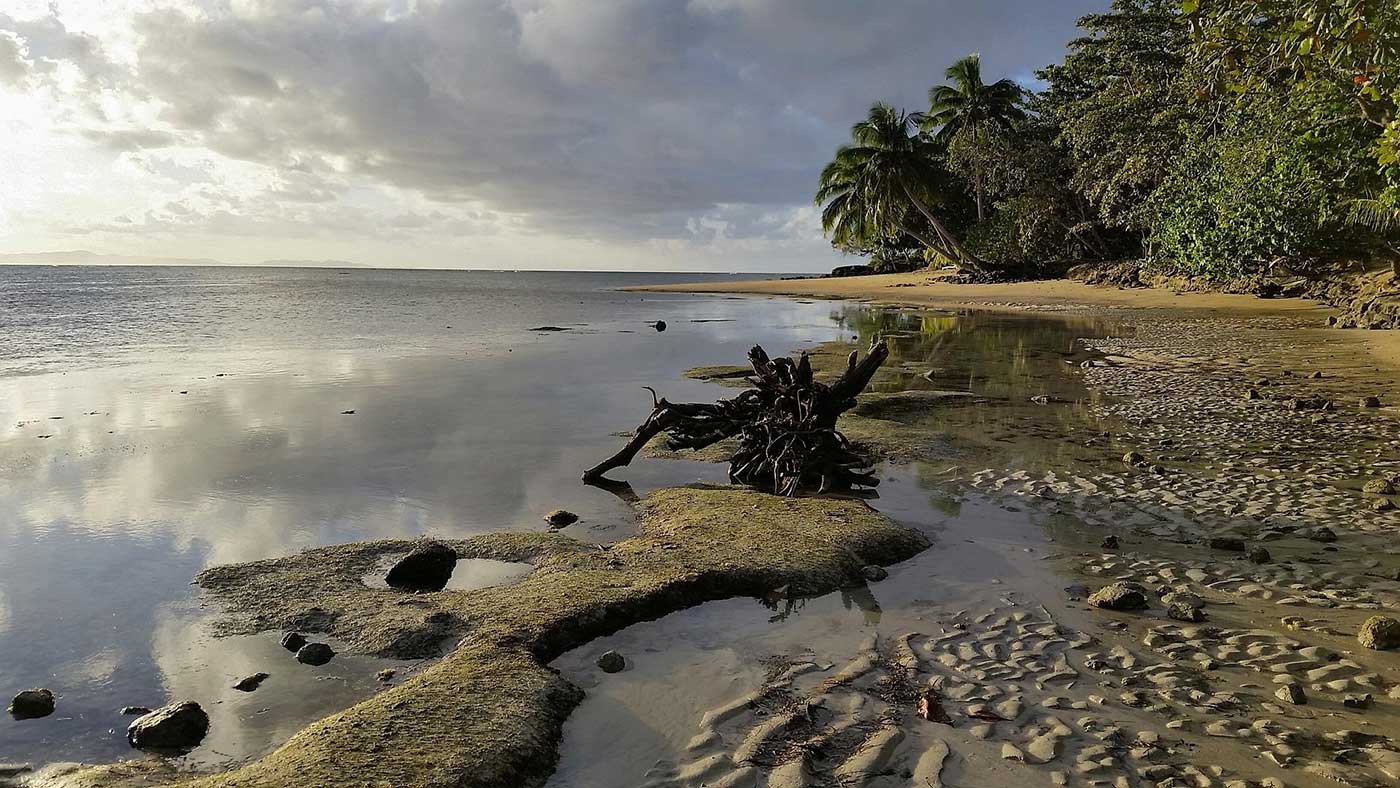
xmin=583 ymin=340 xmax=889 ymax=495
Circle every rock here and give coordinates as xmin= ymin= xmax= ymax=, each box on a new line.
xmin=1101 ymin=535 xmax=1119 ymax=550
xmin=1310 ymin=371 xmax=1324 ymax=379
xmin=1122 ymin=451 xmax=1145 ymax=465
xmin=1088 ymin=582 xmax=1149 ymax=611
xmin=1358 ymin=616 xmax=1400 ymax=650
xmin=1305 ymin=526 xmax=1338 ymax=543
xmin=1375 ymin=498 xmax=1396 ymax=512
xmin=596 ymin=650 xmax=625 ymax=673
xmin=280 ymin=632 xmax=308 ymax=652
xmin=652 ymin=321 xmax=667 ymax=332
xmin=119 ymin=706 xmax=152 ymax=716
xmin=1274 ymin=684 xmax=1307 ymax=705
xmin=384 ymin=541 xmax=457 ymax=592
xmin=1208 ymin=537 xmax=1246 ymax=552
xmin=127 ymin=702 xmax=209 ymax=752
xmin=1167 ymin=602 xmax=1205 ymax=622
xmin=1363 ymin=478 xmax=1397 ymax=495
xmin=1244 ymin=388 xmax=1261 ymax=401
xmin=544 ymin=509 xmax=579 ymax=528
xmin=1361 ymin=396 xmax=1382 ymax=408
xmin=1247 ymin=546 xmax=1271 ymax=564
xmin=8 ymin=689 xmax=54 ymax=720
xmin=0 ymin=765 xmax=32 ymax=779
xmin=232 ymin=673 xmax=269 ymax=692
xmin=1162 ymin=592 xmax=1204 ymax=610
xmin=296 ymin=643 xmax=336 ymax=666
xmin=377 ymin=669 xmax=396 ymax=682
xmin=1343 ymin=693 xmax=1372 ymax=710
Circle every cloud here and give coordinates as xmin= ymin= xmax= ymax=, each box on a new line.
xmin=0 ymin=0 xmax=1105 ymax=268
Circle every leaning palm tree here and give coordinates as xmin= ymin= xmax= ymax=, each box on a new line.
xmin=816 ymin=103 xmax=984 ymax=273
xmin=924 ymin=54 xmax=1026 ymax=220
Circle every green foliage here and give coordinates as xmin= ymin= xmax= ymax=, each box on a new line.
xmin=924 ymin=54 xmax=1026 ymax=221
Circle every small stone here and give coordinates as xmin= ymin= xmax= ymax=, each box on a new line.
xmin=1207 ymin=537 xmax=1245 ymax=552
xmin=385 ymin=540 xmax=458 ymax=592
xmin=861 ymin=565 xmax=888 ymax=582
xmin=1088 ymin=581 xmax=1149 ymax=611
xmin=296 ymin=643 xmax=336 ymax=666
xmin=1167 ymin=602 xmax=1205 ymax=622
xmin=7 ymin=689 xmax=54 ymax=720
xmin=1375 ymin=498 xmax=1396 ymax=512
xmin=1357 ymin=616 xmax=1400 ymax=650
xmin=544 ymin=509 xmax=579 ymax=528
xmin=280 ymin=632 xmax=308 ymax=652
xmin=1343 ymin=693 xmax=1372 ymax=710
xmin=1361 ymin=396 xmax=1382 ymax=408
xmin=120 ymin=706 xmax=152 ymax=716
xmin=1244 ymin=388 xmax=1262 ymax=401
xmin=1305 ymin=526 xmax=1338 ymax=543
xmin=1247 ymin=546 xmax=1271 ymax=564
xmin=1310 ymin=371 xmax=1324 ymax=379
xmin=1275 ymin=684 xmax=1306 ymax=705
xmin=1122 ymin=451 xmax=1145 ymax=465
xmin=377 ymin=669 xmax=396 ymax=682
xmin=596 ymin=650 xmax=625 ymax=673
xmin=232 ymin=673 xmax=269 ymax=692
xmin=652 ymin=321 xmax=667 ymax=332
xmin=1162 ymin=592 xmax=1205 ymax=610
xmin=1101 ymin=535 xmax=1119 ymax=550
xmin=127 ymin=702 xmax=209 ymax=752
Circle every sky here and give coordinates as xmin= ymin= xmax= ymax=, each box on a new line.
xmin=0 ymin=0 xmax=1105 ymax=272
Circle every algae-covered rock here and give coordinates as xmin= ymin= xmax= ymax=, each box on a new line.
xmin=1358 ymin=616 xmax=1400 ymax=650
xmin=8 ymin=689 xmax=54 ymax=720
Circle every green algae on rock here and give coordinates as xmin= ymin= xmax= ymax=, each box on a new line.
xmin=64 ymin=484 xmax=926 ymax=788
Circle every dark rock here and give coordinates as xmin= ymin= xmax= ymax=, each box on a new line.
xmin=1101 ymin=535 xmax=1120 ymax=550
xmin=544 ymin=509 xmax=579 ymax=528
xmin=1344 ymin=693 xmax=1372 ymax=710
xmin=652 ymin=321 xmax=667 ymax=332
xmin=1166 ymin=602 xmax=1206 ymax=622
xmin=1122 ymin=451 xmax=1145 ymax=465
xmin=529 ymin=326 xmax=570 ymax=332
xmin=1247 ymin=546 xmax=1271 ymax=564
xmin=8 ymin=689 xmax=54 ymax=720
xmin=1244 ymin=388 xmax=1262 ymax=401
xmin=385 ymin=541 xmax=458 ymax=592
xmin=296 ymin=643 xmax=336 ymax=666
xmin=127 ymin=702 xmax=209 ymax=752
xmin=232 ymin=673 xmax=269 ymax=692
xmin=1358 ymin=616 xmax=1400 ymax=650
xmin=280 ymin=632 xmax=308 ymax=652
xmin=1275 ymin=684 xmax=1307 ymax=705
xmin=596 ymin=650 xmax=625 ymax=673
xmin=861 ymin=565 xmax=888 ymax=582
xmin=120 ymin=706 xmax=152 ymax=716
xmin=1361 ymin=396 xmax=1382 ymax=408
xmin=1207 ymin=537 xmax=1246 ymax=552
xmin=0 ymin=764 xmax=32 ymax=780
xmin=1305 ymin=526 xmax=1338 ymax=543
xmin=1088 ymin=582 xmax=1149 ymax=611
xmin=1374 ymin=498 xmax=1395 ymax=512
xmin=829 ymin=264 xmax=872 ymax=278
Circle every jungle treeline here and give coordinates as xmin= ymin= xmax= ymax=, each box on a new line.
xmin=817 ymin=0 xmax=1400 ymax=281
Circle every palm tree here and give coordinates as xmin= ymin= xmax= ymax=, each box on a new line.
xmin=815 ymin=103 xmax=984 ymax=273
xmin=924 ymin=54 xmax=1026 ymax=220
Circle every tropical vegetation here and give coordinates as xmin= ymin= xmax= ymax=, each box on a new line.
xmin=816 ymin=0 xmax=1400 ymax=280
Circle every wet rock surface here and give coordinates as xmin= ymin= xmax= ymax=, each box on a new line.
xmin=8 ymin=689 xmax=54 ymax=720
xmin=384 ymin=540 xmax=458 ymax=592
xmin=127 ymin=702 xmax=209 ymax=752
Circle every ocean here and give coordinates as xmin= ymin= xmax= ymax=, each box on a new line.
xmin=0 ymin=266 xmax=855 ymax=766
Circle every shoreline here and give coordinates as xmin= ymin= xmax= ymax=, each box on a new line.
xmin=34 ymin=279 xmax=1400 ymax=788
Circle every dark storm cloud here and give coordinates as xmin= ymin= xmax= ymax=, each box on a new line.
xmin=27 ymin=0 xmax=1106 ymax=239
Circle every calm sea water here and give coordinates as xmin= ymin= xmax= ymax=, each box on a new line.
xmin=0 ymin=265 xmax=1114 ymax=773
xmin=0 ymin=266 xmax=856 ymax=768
